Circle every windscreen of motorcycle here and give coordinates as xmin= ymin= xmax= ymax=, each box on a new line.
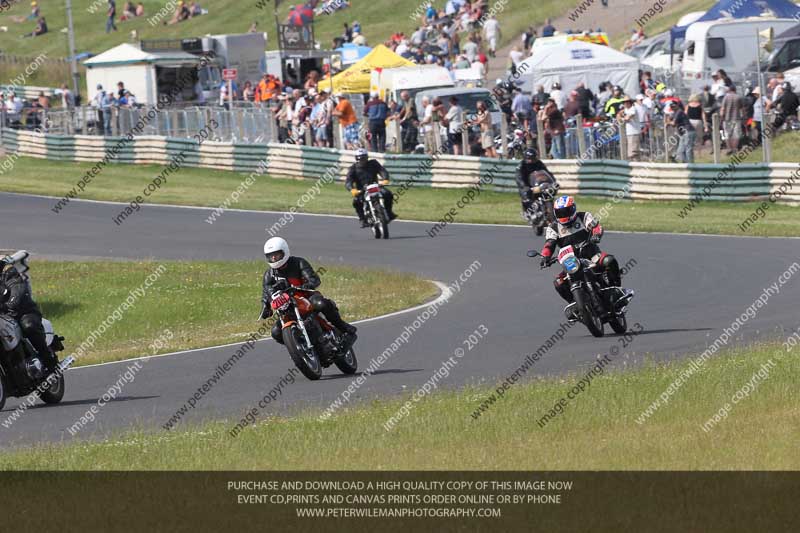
xmin=0 ymin=314 xmax=22 ymax=351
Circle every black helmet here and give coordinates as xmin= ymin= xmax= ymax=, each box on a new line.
xmin=524 ymin=147 xmax=538 ymax=161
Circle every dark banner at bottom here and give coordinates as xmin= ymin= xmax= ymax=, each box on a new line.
xmin=2 ymin=471 xmax=797 ymax=531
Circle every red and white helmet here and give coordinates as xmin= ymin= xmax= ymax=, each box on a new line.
xmin=554 ymin=195 xmax=577 ymax=225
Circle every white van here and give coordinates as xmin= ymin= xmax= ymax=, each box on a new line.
xmin=371 ymin=65 xmax=454 ymax=103
xmin=681 ymin=17 xmax=799 ymax=87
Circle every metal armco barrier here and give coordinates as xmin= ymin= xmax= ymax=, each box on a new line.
xmin=2 ymin=129 xmax=798 ymax=205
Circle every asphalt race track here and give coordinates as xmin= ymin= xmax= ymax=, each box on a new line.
xmin=1 ymin=192 xmax=798 ymax=447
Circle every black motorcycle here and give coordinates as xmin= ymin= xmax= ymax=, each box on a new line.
xmin=362 ymin=182 xmax=391 ymax=239
xmin=0 ymin=252 xmax=71 ymax=410
xmin=528 ymin=242 xmax=634 ymax=337
xmin=523 ymin=181 xmax=560 ymax=236
xmin=268 ymin=279 xmax=357 ymax=380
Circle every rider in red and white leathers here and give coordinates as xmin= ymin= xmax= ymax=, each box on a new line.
xmin=539 ymin=196 xmax=623 ymax=304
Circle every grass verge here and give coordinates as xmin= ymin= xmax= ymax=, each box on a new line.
xmin=4 ymin=156 xmax=800 ymax=236
xmin=1 ymin=341 xmax=796 ymax=469
xmin=32 ymin=259 xmax=437 ymax=366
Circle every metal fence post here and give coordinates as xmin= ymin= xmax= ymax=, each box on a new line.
xmin=616 ymin=118 xmax=627 ymax=161
xmin=460 ymin=110 xmax=469 ymax=155
xmin=763 ymin=111 xmax=773 ymax=164
xmin=333 ymin=117 xmax=342 ymax=149
xmin=536 ymin=116 xmax=546 ymax=159
xmin=576 ymin=114 xmax=586 ymax=157
xmin=711 ymin=113 xmax=721 ymax=164
xmin=663 ymin=119 xmax=671 ymax=163
xmin=500 ymin=113 xmax=508 ymax=158
xmin=392 ymin=118 xmax=402 ymax=153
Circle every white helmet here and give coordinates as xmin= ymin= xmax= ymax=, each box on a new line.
xmin=264 ymin=237 xmax=290 ymax=269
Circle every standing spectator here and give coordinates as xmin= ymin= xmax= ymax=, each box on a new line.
xmin=275 ymin=94 xmax=292 ymax=143
xmin=575 ymin=82 xmax=594 ymax=118
xmin=444 ymin=96 xmax=464 ymax=155
xmin=472 ymin=100 xmax=496 ymax=157
xmin=618 ymin=96 xmax=641 ymax=161
xmin=92 ymin=84 xmax=106 ymax=134
xmin=720 ymin=85 xmax=743 ymax=155
xmin=483 ymin=14 xmax=500 ymax=58
xmin=394 ymin=90 xmax=419 ymax=153
xmin=669 ymin=101 xmax=696 ymax=163
xmin=512 ymin=88 xmax=532 ymax=130
xmin=532 ymin=85 xmax=550 ymax=108
xmin=508 ymin=45 xmax=524 ymax=75
xmin=309 ymin=94 xmax=325 ymax=146
xmin=750 ymin=86 xmax=766 ymax=145
xmin=37 ymin=91 xmax=50 ymax=109
xmin=541 ymin=18 xmax=555 ymax=37
xmin=562 ymin=91 xmax=580 ymax=119
xmin=420 ymin=96 xmax=435 ymax=152
xmin=60 ymin=84 xmax=75 ymax=109
xmin=321 ymin=91 xmax=335 ymax=148
xmin=332 ymin=93 xmax=359 ymax=149
xmin=597 ymin=82 xmax=612 ymax=113
xmin=463 ymin=36 xmax=479 ymax=64
xmin=685 ymin=94 xmax=707 ymax=148
xmin=544 ymin=98 xmax=565 ymax=159
xmin=106 ymin=0 xmax=118 ymax=33
xmin=549 ymin=82 xmax=564 ymax=111
xmin=117 ymin=82 xmax=126 ymax=100
xmin=363 ymin=92 xmax=388 ymax=152
xmin=241 ymin=81 xmax=254 ymax=101
xmin=772 ymin=81 xmax=799 ymax=130
xmin=634 ymin=94 xmax=651 ymax=144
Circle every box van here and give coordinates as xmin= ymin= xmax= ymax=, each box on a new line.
xmin=371 ymin=65 xmax=454 ymax=103
xmin=681 ymin=18 xmax=799 ymax=87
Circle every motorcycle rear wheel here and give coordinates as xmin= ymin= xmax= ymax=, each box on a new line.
xmin=334 ymin=346 xmax=358 ymax=375
xmin=574 ymin=289 xmax=604 ymax=337
xmin=283 ymin=326 xmax=322 ymax=380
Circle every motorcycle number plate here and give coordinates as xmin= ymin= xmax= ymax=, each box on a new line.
xmin=557 ymin=245 xmax=576 ymax=262
xmin=366 ymin=184 xmax=381 ymax=194
xmin=271 ymin=292 xmax=291 ymax=310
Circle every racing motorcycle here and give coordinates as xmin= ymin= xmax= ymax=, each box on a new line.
xmin=495 ymin=128 xmax=527 ymax=159
xmin=269 ymin=279 xmax=357 ymax=380
xmin=523 ymin=181 xmax=560 ymax=236
xmin=0 ymin=251 xmax=73 ymax=410
xmin=527 ymin=243 xmax=634 ymax=337
xmin=361 ymin=182 xmax=391 ymax=239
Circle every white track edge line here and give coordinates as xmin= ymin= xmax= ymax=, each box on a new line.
xmin=72 ymin=280 xmax=449 ymax=370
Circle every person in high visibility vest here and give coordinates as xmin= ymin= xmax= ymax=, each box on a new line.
xmin=603 ymin=85 xmax=626 ymax=118
xmin=255 ymin=73 xmax=282 ymax=102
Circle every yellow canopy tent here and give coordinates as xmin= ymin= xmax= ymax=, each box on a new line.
xmin=322 ymin=44 xmax=415 ymax=94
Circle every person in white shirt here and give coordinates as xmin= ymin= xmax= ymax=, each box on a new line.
xmin=395 ymin=39 xmax=409 ymax=56
xmin=444 ymin=96 xmax=464 ymax=155
xmin=549 ymin=82 xmax=564 ymax=110
xmin=509 ymin=45 xmax=523 ymax=71
xmin=619 ymin=96 xmax=641 ymax=161
xmin=483 ymin=15 xmax=500 ymax=58
xmin=634 ymin=94 xmax=650 ymax=127
xmin=463 ymin=37 xmax=478 ymax=63
xmin=420 ymin=96 xmax=435 ymax=152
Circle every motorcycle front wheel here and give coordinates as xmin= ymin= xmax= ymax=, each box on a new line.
xmin=573 ymin=289 xmax=604 ymax=338
xmin=608 ymin=312 xmax=628 ymax=335
xmin=38 ymin=370 xmax=65 ymax=404
xmin=334 ymin=345 xmax=358 ymax=375
xmin=283 ymin=326 xmax=322 ymax=380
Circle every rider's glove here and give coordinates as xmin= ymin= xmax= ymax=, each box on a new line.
xmin=258 ymin=303 xmax=271 ymax=321
xmin=540 ymin=257 xmax=548 ymax=268
xmin=379 ymin=180 xmax=390 ymax=186
xmin=351 ymin=189 xmax=361 ymax=197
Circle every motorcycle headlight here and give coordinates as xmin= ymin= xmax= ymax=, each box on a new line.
xmin=563 ymin=257 xmax=580 ymax=274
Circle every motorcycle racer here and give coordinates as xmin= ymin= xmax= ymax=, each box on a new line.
xmin=515 ymin=148 xmax=556 ymax=219
xmin=539 ymin=196 xmax=628 ymax=307
xmin=345 ymin=149 xmax=397 ymax=227
xmin=259 ymin=237 xmax=357 ymax=347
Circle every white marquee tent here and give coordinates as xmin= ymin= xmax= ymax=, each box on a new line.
xmin=517 ymin=41 xmax=640 ymax=97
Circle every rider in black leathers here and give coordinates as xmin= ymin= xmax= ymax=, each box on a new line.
xmin=259 ymin=238 xmax=357 ymax=347
xmin=0 ymin=265 xmax=55 ymax=370
xmin=345 ymin=149 xmax=397 ymax=227
xmin=516 ymin=148 xmax=556 ymax=219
